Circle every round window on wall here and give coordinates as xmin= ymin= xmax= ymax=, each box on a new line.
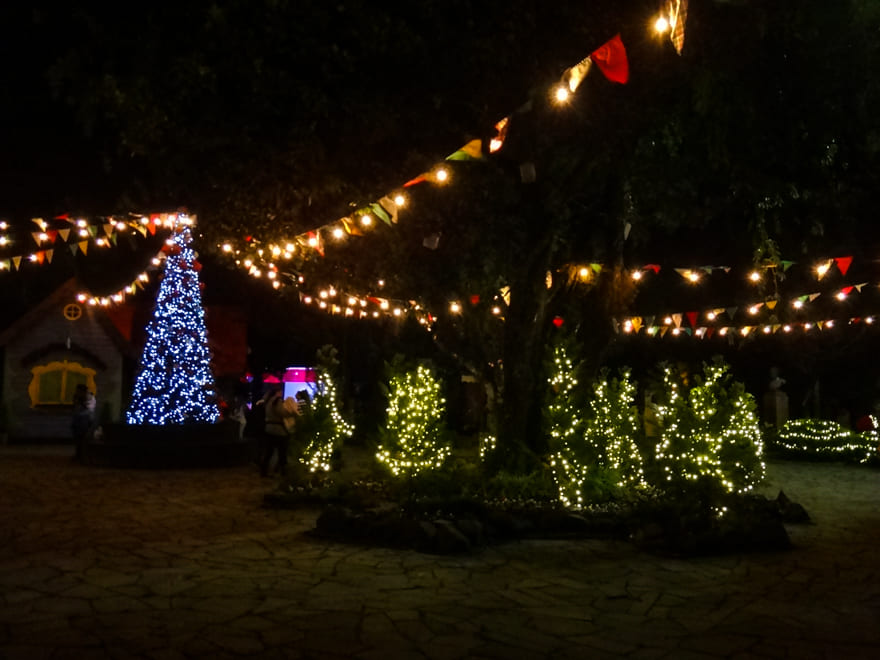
xmin=63 ymin=303 xmax=83 ymax=321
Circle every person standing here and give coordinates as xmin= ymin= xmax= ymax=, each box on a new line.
xmin=260 ymin=384 xmax=298 ymax=476
xmin=71 ymin=383 xmax=96 ymax=461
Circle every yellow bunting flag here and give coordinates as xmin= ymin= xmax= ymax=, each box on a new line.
xmin=660 ymin=326 xmax=669 ymax=337
xmin=58 ymin=228 xmax=70 ymax=242
xmin=78 ymin=241 xmax=89 ymax=255
xmin=766 ymin=300 xmax=778 ymax=310
xmin=12 ymin=256 xmax=21 ymax=270
xmin=103 ymin=223 xmax=115 ymax=237
xmin=672 ymin=313 xmax=682 ymax=328
xmin=446 ymin=139 xmax=483 ymax=161
xmin=562 ymin=54 xmax=593 ymax=93
xmin=631 ymin=317 xmax=643 ymax=332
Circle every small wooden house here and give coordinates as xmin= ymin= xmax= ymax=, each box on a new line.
xmin=0 ymin=278 xmax=248 ymax=442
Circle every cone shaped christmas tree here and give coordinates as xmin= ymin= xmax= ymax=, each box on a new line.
xmin=126 ymin=226 xmax=220 ymax=425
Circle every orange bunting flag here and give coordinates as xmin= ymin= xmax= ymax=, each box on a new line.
xmin=562 ymin=54 xmax=593 ymax=93
xmin=35 ymin=251 xmax=45 ymax=264
xmin=590 ymin=34 xmax=629 ymax=84
xmin=834 ymin=256 xmax=853 ymax=276
xmin=404 ymin=173 xmax=429 ymax=187
xmin=489 ymin=117 xmax=510 ymax=153
xmin=766 ymin=300 xmax=778 ymax=310
xmin=631 ymin=317 xmax=643 ymax=332
xmin=78 ymin=240 xmax=89 ymax=255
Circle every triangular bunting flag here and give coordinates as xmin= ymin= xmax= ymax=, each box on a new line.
xmin=674 ymin=268 xmax=688 ymax=278
xmin=855 ymin=283 xmax=867 ymax=292
xmin=58 ymin=228 xmax=70 ymax=242
xmin=378 ymin=197 xmax=400 ymax=224
xmin=489 ymin=117 xmax=510 ymax=153
xmin=590 ymin=34 xmax=629 ymax=84
xmin=660 ymin=326 xmax=669 ymax=337
xmin=35 ymin=251 xmax=45 ymax=264
xmin=47 ymin=230 xmax=58 ymax=243
xmin=591 ymin=263 xmax=603 ymax=274
xmin=686 ymin=311 xmax=697 ymax=328
xmin=672 ymin=313 xmax=682 ymax=328
xmin=808 ymin=293 xmax=821 ymax=302
xmin=446 ymin=139 xmax=483 ymax=161
xmin=834 ymin=256 xmax=853 ymax=276
xmin=644 ymin=315 xmax=655 ymax=328
xmin=684 ymin=328 xmax=693 ymax=336
xmin=135 ymin=225 xmax=147 ymax=237
xmin=741 ymin=326 xmax=753 ymax=337
xmin=817 ymin=321 xmax=825 ymax=329
xmin=766 ymin=300 xmax=778 ymax=310
xmin=146 ymin=222 xmax=156 ymax=236
xmin=12 ymin=256 xmax=21 ymax=270
xmin=69 ymin=244 xmax=78 ymax=256
xmin=816 ymin=259 xmax=833 ymax=279
xmin=31 ymin=217 xmax=46 ymax=230
xmin=31 ymin=232 xmax=43 ymax=245
xmin=722 ymin=267 xmax=731 ymax=273
xmin=45 ymin=249 xmax=53 ymax=263
xmin=562 ymin=54 xmax=593 ymax=93
xmin=772 ymin=324 xmax=781 ymax=333
xmin=88 ymin=225 xmax=98 ymax=237
xmin=644 ymin=264 xmax=661 ymax=274
xmin=631 ymin=317 xmax=643 ymax=332
xmin=110 ymin=233 xmax=118 ymax=246
xmin=103 ymin=223 xmax=115 ymax=237
xmin=706 ymin=327 xmax=715 ymax=339
xmin=404 ymin=173 xmax=429 ymax=187
xmin=369 ymin=202 xmax=393 ymax=226
xmin=841 ymin=286 xmax=854 ymax=295
xmin=726 ymin=307 xmax=738 ymax=319
xmin=664 ymin=0 xmax=688 ymax=55
xmin=78 ymin=241 xmax=89 ymax=255
xmin=782 ymin=260 xmax=795 ymax=271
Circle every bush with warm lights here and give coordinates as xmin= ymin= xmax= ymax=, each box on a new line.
xmin=647 ymin=360 xmax=765 ymax=496
xmin=374 ymin=360 xmax=452 ymax=479
xmin=298 ymin=346 xmax=355 ymax=475
xmin=773 ymin=419 xmax=878 ymax=464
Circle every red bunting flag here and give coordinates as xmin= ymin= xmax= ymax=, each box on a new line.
xmin=834 ymin=256 xmax=853 ymax=276
xmin=644 ymin=264 xmax=661 ymax=274
xmin=686 ymin=311 xmax=698 ymax=328
xmin=590 ymin=34 xmax=629 ymax=84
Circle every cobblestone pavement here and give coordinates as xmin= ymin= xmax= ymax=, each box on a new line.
xmin=1 ymin=445 xmax=878 ymax=659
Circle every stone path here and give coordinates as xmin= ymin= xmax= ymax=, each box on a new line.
xmin=1 ymin=445 xmax=878 ymax=659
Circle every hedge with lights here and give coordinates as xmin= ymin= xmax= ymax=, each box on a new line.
xmin=375 ymin=362 xmax=452 ymax=478
xmin=774 ymin=419 xmax=878 ymax=464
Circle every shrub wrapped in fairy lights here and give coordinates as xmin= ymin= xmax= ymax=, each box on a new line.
xmin=375 ymin=363 xmax=451 ymax=478
xmin=544 ymin=343 xmax=587 ymax=507
xmin=775 ymin=419 xmax=877 ymax=464
xmin=299 ymin=372 xmax=354 ymax=473
xmin=651 ymin=361 xmax=765 ymax=494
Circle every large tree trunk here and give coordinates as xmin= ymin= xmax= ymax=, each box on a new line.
xmin=491 ymin=230 xmax=555 ymax=474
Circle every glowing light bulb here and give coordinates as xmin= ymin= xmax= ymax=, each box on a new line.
xmin=706 ymin=311 xmax=717 ymax=321
xmin=308 ymin=236 xmax=318 ymax=247
xmin=631 ymin=270 xmax=643 ymax=281
xmin=687 ymin=271 xmax=700 ymax=283
xmin=826 ymin=320 xmax=834 ymax=328
xmin=332 ymin=227 xmax=345 ymax=239
xmin=222 ymin=243 xmax=232 ymax=253
xmin=579 ymin=267 xmax=590 ymax=279
xmin=435 ymin=168 xmax=449 ymax=183
xmin=492 ymin=306 xmax=501 ymax=315
xmin=360 ymin=214 xmax=372 ymax=227
xmin=654 ymin=16 xmax=669 ymax=33
xmin=836 ymin=291 xmax=847 ymax=301
xmin=793 ymin=299 xmax=804 ymax=309
xmin=748 ymin=305 xmax=760 ymax=315
xmin=394 ymin=194 xmax=406 ymax=207
xmin=783 ymin=325 xmax=792 ymax=332
xmin=816 ymin=262 xmax=831 ymax=278
xmin=664 ymin=316 xmax=673 ymax=325
xmin=749 ymin=271 xmax=761 ymax=282
xmin=450 ymin=302 xmax=461 ymax=313
xmin=554 ymin=86 xmax=570 ymax=103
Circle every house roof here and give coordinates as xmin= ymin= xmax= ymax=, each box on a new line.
xmin=0 ymin=277 xmax=136 ymax=357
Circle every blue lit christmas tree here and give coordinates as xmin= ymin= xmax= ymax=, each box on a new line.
xmin=126 ymin=225 xmax=220 ymax=425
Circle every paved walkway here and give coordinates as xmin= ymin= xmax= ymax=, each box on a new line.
xmin=0 ymin=445 xmax=878 ymax=659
